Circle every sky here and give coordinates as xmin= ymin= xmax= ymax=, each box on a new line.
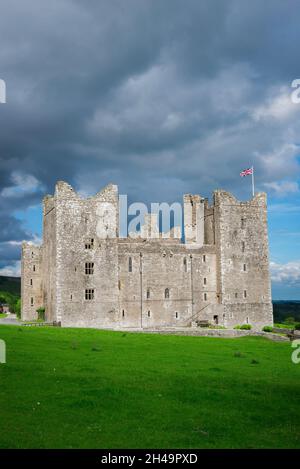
xmin=0 ymin=0 xmax=300 ymax=299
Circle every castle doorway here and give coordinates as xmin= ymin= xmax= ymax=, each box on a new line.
xmin=213 ymin=315 xmax=219 ymax=325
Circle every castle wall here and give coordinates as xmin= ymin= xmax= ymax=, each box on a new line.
xmin=42 ymin=195 xmax=57 ymax=322
xmin=21 ymin=244 xmax=43 ymax=321
xmin=118 ymin=241 xmax=218 ymax=328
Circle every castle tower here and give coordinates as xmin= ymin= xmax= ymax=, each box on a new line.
xmin=214 ymin=190 xmax=273 ymax=327
xmin=183 ymin=194 xmax=205 ymax=246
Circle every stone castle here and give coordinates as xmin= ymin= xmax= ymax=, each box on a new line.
xmin=21 ymin=181 xmax=273 ymax=329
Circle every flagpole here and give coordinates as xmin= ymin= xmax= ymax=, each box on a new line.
xmin=251 ymin=166 xmax=255 ymax=197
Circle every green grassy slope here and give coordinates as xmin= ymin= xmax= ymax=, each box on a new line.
xmin=0 ymin=326 xmax=299 ymax=449
xmin=0 ymin=276 xmax=20 ymax=296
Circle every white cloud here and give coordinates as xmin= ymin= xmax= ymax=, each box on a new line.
xmin=1 ymin=171 xmax=45 ymax=198
xmin=253 ymin=86 xmax=299 ymax=122
xmin=268 ymin=203 xmax=300 ymax=213
xmin=0 ymin=261 xmax=21 ymax=277
xmin=264 ymin=180 xmax=299 ymax=196
xmin=270 ymin=260 xmax=300 ymax=285
xmin=257 ymin=143 xmax=300 ymax=180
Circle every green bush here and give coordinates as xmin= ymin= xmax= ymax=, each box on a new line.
xmin=262 ymin=326 xmax=273 ymax=333
xmin=36 ymin=307 xmax=45 ymax=321
xmin=295 ymin=323 xmax=300 ymax=331
xmin=234 ymin=324 xmax=252 ymax=330
xmin=240 ymin=324 xmax=252 ymax=330
xmin=274 ymin=323 xmax=294 ymax=329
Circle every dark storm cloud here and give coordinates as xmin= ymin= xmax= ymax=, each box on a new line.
xmin=0 ymin=0 xmax=300 ymax=270
xmin=0 ymin=242 xmax=22 ymax=263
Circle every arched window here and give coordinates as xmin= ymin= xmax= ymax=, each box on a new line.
xmin=129 ymin=257 xmax=132 ymax=272
xmin=165 ymin=288 xmax=170 ymax=299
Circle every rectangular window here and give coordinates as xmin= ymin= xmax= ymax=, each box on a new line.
xmin=242 ymin=241 xmax=245 ymax=252
xmin=244 ymin=290 xmax=247 ymax=299
xmin=204 ymin=277 xmax=207 ymax=286
xmin=241 ymin=218 xmax=246 ymax=229
xmin=30 ymin=279 xmax=33 ymax=286
xmin=85 ymin=238 xmax=94 ymax=250
xmin=33 ymin=265 xmax=36 ymax=272
xmin=129 ymin=257 xmax=132 ymax=272
xmin=203 ymin=255 xmax=206 ymax=263
xmin=85 ymin=289 xmax=94 ymax=300
xmin=31 ymin=297 xmax=34 ymax=306
xmin=122 ymin=309 xmax=125 ymax=318
xmin=204 ymin=293 xmax=208 ymax=301
xmin=243 ymin=263 xmax=247 ymax=272
xmin=147 ymin=310 xmax=151 ymax=318
xmin=147 ymin=288 xmax=150 ymax=299
xmin=85 ymin=262 xmax=94 ymax=275
xmin=175 ymin=311 xmax=179 ymax=319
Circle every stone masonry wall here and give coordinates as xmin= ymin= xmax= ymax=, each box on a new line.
xmin=21 ymin=182 xmax=274 ymax=330
xmin=21 ymin=243 xmax=43 ymax=320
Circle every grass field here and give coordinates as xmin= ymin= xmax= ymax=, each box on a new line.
xmin=0 ymin=326 xmax=299 ymax=449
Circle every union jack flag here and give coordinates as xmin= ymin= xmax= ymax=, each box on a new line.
xmin=240 ymin=167 xmax=253 ymax=177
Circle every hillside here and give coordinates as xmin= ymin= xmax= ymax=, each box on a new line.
xmin=273 ymin=301 xmax=300 ymax=323
xmin=0 ymin=276 xmax=21 ymax=296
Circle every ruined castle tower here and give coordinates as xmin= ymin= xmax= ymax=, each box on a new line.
xmin=21 ymin=181 xmax=273 ymax=329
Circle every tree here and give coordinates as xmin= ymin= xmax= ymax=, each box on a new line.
xmin=285 ymin=316 xmax=295 ymax=325
xmin=15 ymin=299 xmax=21 ymax=319
xmin=36 ymin=307 xmax=45 ymax=321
